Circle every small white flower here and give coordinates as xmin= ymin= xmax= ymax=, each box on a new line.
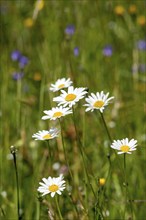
xmin=50 ymin=78 xmax=73 ymax=92
xmin=42 ymin=106 xmax=72 ymax=120
xmin=32 ymin=128 xmax=59 ymax=141
xmin=84 ymin=91 xmax=114 ymax=113
xmin=111 ymin=138 xmax=138 ymax=154
xmin=53 ymin=86 xmax=88 ymax=107
xmin=37 ymin=174 xmax=66 ymax=197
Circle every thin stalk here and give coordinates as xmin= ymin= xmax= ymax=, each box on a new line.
xmin=46 ymin=140 xmax=52 ymax=160
xmin=72 ymin=107 xmax=102 ymax=213
xmin=72 ymin=107 xmax=89 ymax=181
xmin=123 ymin=154 xmax=133 ymax=219
xmin=99 ymin=112 xmax=112 ymax=143
xmin=16 ymin=79 xmax=22 ymax=132
xmin=68 ymin=193 xmax=80 ymax=219
xmin=55 ymin=197 xmax=64 ymax=220
xmin=123 ymin=153 xmax=127 ymax=219
xmin=36 ymin=197 xmax=41 ymax=220
xmin=10 ymin=146 xmax=21 ymax=220
xmin=0 ymin=207 xmax=5 ymax=217
xmin=58 ymin=119 xmax=73 ymax=180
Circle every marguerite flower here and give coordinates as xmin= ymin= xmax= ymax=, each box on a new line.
xmin=32 ymin=128 xmax=59 ymax=140
xmin=37 ymin=174 xmax=66 ymax=197
xmin=111 ymin=138 xmax=138 ymax=154
xmin=84 ymin=91 xmax=114 ymax=113
xmin=42 ymin=106 xmax=72 ymax=120
xmin=53 ymin=86 xmax=88 ymax=107
xmin=50 ymin=78 xmax=73 ymax=92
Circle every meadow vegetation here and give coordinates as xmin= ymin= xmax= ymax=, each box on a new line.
xmin=0 ymin=0 xmax=146 ymax=219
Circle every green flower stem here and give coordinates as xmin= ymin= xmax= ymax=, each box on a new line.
xmin=72 ymin=107 xmax=102 ymax=215
xmin=36 ymin=196 xmax=41 ymax=220
xmin=123 ymin=153 xmax=127 ymax=218
xmin=72 ymin=107 xmax=89 ymax=179
xmin=58 ymin=119 xmax=73 ymax=180
xmin=16 ymin=79 xmax=22 ymax=132
xmin=46 ymin=140 xmax=51 ymax=158
xmin=55 ymin=196 xmax=64 ymax=220
xmin=123 ymin=154 xmax=133 ymax=219
xmin=99 ymin=112 xmax=112 ymax=143
xmin=10 ymin=146 xmax=21 ymax=220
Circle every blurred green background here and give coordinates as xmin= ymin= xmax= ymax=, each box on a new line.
xmin=0 ymin=0 xmax=146 ymax=219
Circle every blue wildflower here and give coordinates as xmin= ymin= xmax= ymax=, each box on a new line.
xmin=11 ymin=50 xmax=21 ymax=61
xmin=65 ymin=25 xmax=75 ymax=36
xmin=137 ymin=40 xmax=146 ymax=50
xmin=12 ymin=72 xmax=24 ymax=80
xmin=19 ymin=56 xmax=29 ymax=68
xmin=74 ymin=47 xmax=79 ymax=56
xmin=102 ymin=45 xmax=113 ymax=57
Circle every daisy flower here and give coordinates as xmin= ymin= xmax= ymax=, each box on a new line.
xmin=32 ymin=128 xmax=59 ymax=141
xmin=111 ymin=138 xmax=138 ymax=154
xmin=37 ymin=174 xmax=66 ymax=197
xmin=84 ymin=91 xmax=114 ymax=113
xmin=53 ymin=86 xmax=88 ymax=107
xmin=42 ymin=106 xmax=72 ymax=120
xmin=50 ymin=78 xmax=73 ymax=92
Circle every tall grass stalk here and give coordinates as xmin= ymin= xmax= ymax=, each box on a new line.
xmin=99 ymin=112 xmax=112 ymax=144
xmin=16 ymin=79 xmax=22 ymax=132
xmin=123 ymin=154 xmax=133 ymax=219
xmin=10 ymin=146 xmax=21 ymax=220
xmin=72 ymin=107 xmax=103 ymax=217
xmin=58 ymin=119 xmax=73 ymax=180
xmin=55 ymin=196 xmax=63 ymax=220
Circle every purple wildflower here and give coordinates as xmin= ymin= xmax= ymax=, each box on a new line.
xmin=102 ymin=45 xmax=113 ymax=57
xmin=137 ymin=40 xmax=146 ymax=50
xmin=74 ymin=47 xmax=79 ymax=56
xmin=19 ymin=56 xmax=29 ymax=68
xmin=12 ymin=72 xmax=24 ymax=80
xmin=65 ymin=25 xmax=75 ymax=36
xmin=11 ymin=50 xmax=21 ymax=61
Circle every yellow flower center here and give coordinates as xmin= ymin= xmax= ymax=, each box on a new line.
xmin=49 ymin=184 xmax=59 ymax=192
xmin=58 ymin=84 xmax=65 ymax=89
xmin=93 ymin=100 xmax=104 ymax=108
xmin=65 ymin=93 xmax=76 ymax=102
xmin=43 ymin=134 xmax=52 ymax=139
xmin=53 ymin=111 xmax=63 ymax=118
xmin=120 ymin=145 xmax=130 ymax=153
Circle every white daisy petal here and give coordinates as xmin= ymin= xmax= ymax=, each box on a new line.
xmin=53 ymin=86 xmax=88 ymax=107
xmin=50 ymin=78 xmax=73 ymax=92
xmin=111 ymin=138 xmax=138 ymax=155
xmin=32 ymin=128 xmax=59 ymax=141
xmin=42 ymin=106 xmax=72 ymax=120
xmin=84 ymin=91 xmax=114 ymax=113
xmin=37 ymin=174 xmax=66 ymax=197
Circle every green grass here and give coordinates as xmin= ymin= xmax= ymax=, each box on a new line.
xmin=0 ymin=0 xmax=146 ymax=219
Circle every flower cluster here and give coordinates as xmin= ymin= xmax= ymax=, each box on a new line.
xmin=33 ymin=77 xmax=138 ymax=198
xmin=11 ymin=50 xmax=29 ymax=81
xmin=11 ymin=50 xmax=29 ymax=69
